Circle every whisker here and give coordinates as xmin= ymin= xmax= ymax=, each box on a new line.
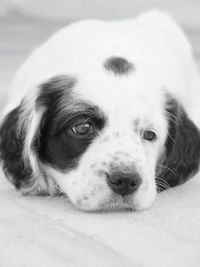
xmin=167 ymin=131 xmax=175 ymax=143
xmin=157 ymin=164 xmax=176 ymax=176
xmin=165 ymin=110 xmax=179 ymax=126
xmin=155 ymin=176 xmax=173 ymax=192
xmin=156 ymin=177 xmax=170 ymax=187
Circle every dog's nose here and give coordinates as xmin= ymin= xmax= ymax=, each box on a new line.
xmin=106 ymin=171 xmax=141 ymax=196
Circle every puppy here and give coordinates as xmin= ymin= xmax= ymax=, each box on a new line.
xmin=1 ymin=10 xmax=200 ymax=211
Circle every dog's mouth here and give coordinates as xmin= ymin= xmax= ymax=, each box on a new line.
xmin=95 ymin=194 xmax=136 ymax=212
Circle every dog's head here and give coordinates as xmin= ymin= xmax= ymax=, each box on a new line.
xmin=1 ymin=12 xmax=200 ymax=211
xmin=1 ymin=54 xmax=200 ymax=211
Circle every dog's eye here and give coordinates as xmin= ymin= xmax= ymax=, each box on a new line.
xmin=72 ymin=123 xmax=94 ymax=136
xmin=143 ymin=130 xmax=156 ymax=141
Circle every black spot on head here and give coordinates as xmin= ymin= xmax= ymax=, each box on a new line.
xmin=104 ymin=56 xmax=134 ymax=75
xmin=157 ymin=96 xmax=200 ymax=190
xmin=37 ymin=75 xmax=106 ymax=171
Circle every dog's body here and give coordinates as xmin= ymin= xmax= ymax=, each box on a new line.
xmin=1 ymin=10 xmax=200 ymax=211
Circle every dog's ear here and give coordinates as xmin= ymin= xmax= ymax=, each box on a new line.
xmin=0 ymin=75 xmax=76 ymax=195
xmin=0 ymin=99 xmax=57 ymax=195
xmin=0 ymin=105 xmax=33 ymax=190
xmin=158 ymin=98 xmax=200 ymax=189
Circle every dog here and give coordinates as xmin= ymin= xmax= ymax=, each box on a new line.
xmin=0 ymin=10 xmax=200 ymax=211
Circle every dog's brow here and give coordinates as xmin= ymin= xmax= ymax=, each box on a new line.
xmin=47 ymin=99 xmax=106 ymax=134
xmin=104 ymin=56 xmax=134 ymax=75
xmin=36 ymin=75 xmax=76 ymax=108
xmin=133 ymin=119 xmax=140 ymax=132
xmin=57 ymin=101 xmax=106 ymax=126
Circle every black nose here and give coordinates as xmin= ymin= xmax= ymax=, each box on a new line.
xmin=106 ymin=171 xmax=141 ymax=196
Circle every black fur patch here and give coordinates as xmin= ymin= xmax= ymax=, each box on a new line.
xmin=0 ymin=105 xmax=32 ymax=189
xmin=104 ymin=56 xmax=134 ymax=75
xmin=36 ymin=75 xmax=76 ymax=110
xmin=0 ymin=75 xmax=106 ymax=189
xmin=37 ymin=76 xmax=106 ymax=171
xmin=157 ymin=98 xmax=200 ymax=189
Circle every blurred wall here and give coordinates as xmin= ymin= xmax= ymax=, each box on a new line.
xmin=1 ymin=0 xmax=200 ymax=26
xmin=0 ymin=0 xmax=11 ymax=15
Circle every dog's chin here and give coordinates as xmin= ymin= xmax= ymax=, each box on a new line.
xmin=70 ymin=190 xmax=156 ymax=212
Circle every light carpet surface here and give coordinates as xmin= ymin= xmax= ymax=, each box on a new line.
xmin=0 ymin=13 xmax=200 ymax=267
xmin=0 ymin=171 xmax=200 ymax=267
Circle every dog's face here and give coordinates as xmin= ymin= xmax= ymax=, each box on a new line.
xmin=1 ymin=15 xmax=200 ymax=212
xmin=1 ymin=55 xmax=200 ymax=211
xmin=35 ymin=63 xmax=168 ymax=211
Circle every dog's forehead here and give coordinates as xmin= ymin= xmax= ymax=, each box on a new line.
xmin=73 ymin=65 xmax=165 ymax=123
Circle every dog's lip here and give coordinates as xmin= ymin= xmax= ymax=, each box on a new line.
xmin=97 ymin=193 xmax=135 ymax=211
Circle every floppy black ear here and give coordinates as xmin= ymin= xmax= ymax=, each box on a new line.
xmin=0 ymin=76 xmax=77 ymax=195
xmin=158 ymin=98 xmax=200 ymax=189
xmin=0 ymin=105 xmax=33 ymax=189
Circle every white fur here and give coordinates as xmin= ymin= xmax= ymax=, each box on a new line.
xmin=2 ymin=10 xmax=200 ymax=211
